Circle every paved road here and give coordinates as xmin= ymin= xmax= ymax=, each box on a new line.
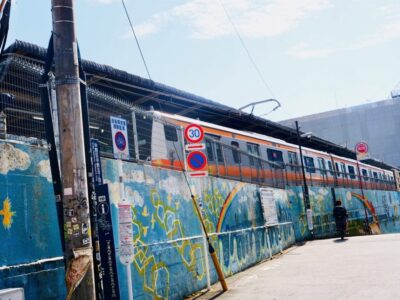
xmin=202 ymin=234 xmax=400 ymax=300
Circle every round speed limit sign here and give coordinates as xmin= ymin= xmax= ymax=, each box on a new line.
xmin=184 ymin=124 xmax=204 ymax=143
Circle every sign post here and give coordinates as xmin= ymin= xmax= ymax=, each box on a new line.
xmin=110 ymin=117 xmax=133 ymax=299
xmin=183 ymin=123 xmax=227 ymax=291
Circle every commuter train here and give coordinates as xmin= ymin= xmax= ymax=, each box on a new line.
xmin=135 ymin=111 xmax=399 ymax=191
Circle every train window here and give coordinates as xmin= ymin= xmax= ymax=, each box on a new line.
xmin=267 ymin=148 xmax=284 ymax=167
xmin=347 ymin=165 xmax=356 ymax=179
xmin=368 ymin=170 xmax=373 ymax=180
xmin=288 ymin=151 xmax=299 ymax=171
xmin=164 ymin=125 xmax=178 ymax=142
xmin=362 ymin=169 xmax=368 ymax=181
xmin=340 ymin=163 xmax=346 ymax=178
xmin=317 ymin=158 xmax=326 ymax=174
xmin=304 ymin=156 xmax=316 ymax=173
xmin=247 ymin=143 xmax=260 ymax=166
xmin=231 ymin=141 xmax=241 ymax=164
xmin=373 ymin=172 xmax=378 ymax=181
xmin=335 ymin=162 xmax=340 ymax=177
xmin=136 ymin=114 xmax=153 ymax=161
xmin=215 ymin=142 xmax=224 ymax=163
xmin=205 ymin=140 xmax=214 ymax=161
xmin=327 ymin=161 xmax=335 ymax=176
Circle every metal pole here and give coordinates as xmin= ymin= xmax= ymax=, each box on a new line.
xmin=295 ymin=121 xmax=313 ymax=237
xmin=51 ymin=1 xmax=95 ymax=299
xmin=295 ymin=121 xmax=310 ymax=210
xmin=191 ymin=195 xmax=228 ymax=291
xmin=356 ymin=161 xmax=371 ymax=235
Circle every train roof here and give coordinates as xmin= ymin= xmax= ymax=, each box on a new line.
xmin=3 ymin=40 xmax=398 ymax=172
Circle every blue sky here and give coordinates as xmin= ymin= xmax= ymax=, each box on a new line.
xmin=7 ymin=0 xmax=400 ymax=122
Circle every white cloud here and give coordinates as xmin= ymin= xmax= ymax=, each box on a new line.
xmin=288 ymin=9 xmax=400 ymax=59
xmin=37 ymin=160 xmax=52 ymax=183
xmin=125 ymin=186 xmax=144 ymax=207
xmin=0 ymin=143 xmax=31 ymax=175
xmin=129 ymin=0 xmax=332 ymax=39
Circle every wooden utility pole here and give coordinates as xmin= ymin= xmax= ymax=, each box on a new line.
xmin=51 ymin=1 xmax=95 ymax=299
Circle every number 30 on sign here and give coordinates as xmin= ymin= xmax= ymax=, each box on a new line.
xmin=184 ymin=124 xmax=204 ymax=143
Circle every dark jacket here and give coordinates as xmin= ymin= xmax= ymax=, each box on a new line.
xmin=333 ymin=206 xmax=348 ymax=228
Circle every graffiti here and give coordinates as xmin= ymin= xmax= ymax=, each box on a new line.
xmin=0 ymin=197 xmax=15 ymax=229
xmin=216 ymin=182 xmax=246 ymax=233
xmin=350 ymin=192 xmax=381 ymax=234
xmin=3 ymin=141 xmax=400 ymax=300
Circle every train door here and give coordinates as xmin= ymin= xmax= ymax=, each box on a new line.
xmin=287 ymin=151 xmax=301 ymax=185
xmin=205 ymin=134 xmax=226 ymax=176
xmin=303 ymin=155 xmax=316 ymax=186
xmin=317 ymin=157 xmax=327 ymax=185
xmin=246 ymin=142 xmax=261 ymax=182
xmin=266 ymin=148 xmax=285 ymax=187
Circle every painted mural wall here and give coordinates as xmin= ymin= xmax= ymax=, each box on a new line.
xmin=102 ymin=158 xmax=296 ymax=300
xmin=0 ymin=141 xmax=66 ymax=299
xmin=287 ymin=186 xmax=400 ymax=240
xmin=2 ymin=140 xmax=400 ymax=300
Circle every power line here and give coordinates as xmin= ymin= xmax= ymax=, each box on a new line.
xmin=121 ymin=0 xmax=152 ymax=80
xmin=217 ymin=0 xmax=275 ymax=98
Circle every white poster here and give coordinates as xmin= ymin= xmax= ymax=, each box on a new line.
xmin=260 ymin=188 xmax=279 ymax=226
xmin=110 ymin=116 xmax=130 ymax=159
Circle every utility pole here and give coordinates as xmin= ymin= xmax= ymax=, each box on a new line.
xmin=51 ymin=1 xmax=95 ymax=299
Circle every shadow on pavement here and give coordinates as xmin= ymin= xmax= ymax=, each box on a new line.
xmin=333 ymin=238 xmax=349 ymax=243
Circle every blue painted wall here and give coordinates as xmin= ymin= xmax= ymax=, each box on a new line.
xmin=0 ymin=142 xmax=66 ymax=299
xmin=2 ymin=141 xmax=400 ymax=299
xmin=102 ymin=159 xmax=296 ymax=299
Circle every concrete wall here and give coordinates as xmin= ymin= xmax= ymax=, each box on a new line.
xmin=1 ymin=141 xmax=400 ymax=299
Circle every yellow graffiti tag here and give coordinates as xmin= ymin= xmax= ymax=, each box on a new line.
xmin=0 ymin=197 xmax=16 ymax=229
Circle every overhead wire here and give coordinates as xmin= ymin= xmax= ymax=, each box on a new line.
xmin=217 ymin=0 xmax=275 ymax=98
xmin=121 ymin=0 xmax=152 ymax=80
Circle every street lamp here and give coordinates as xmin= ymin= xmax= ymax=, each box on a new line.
xmin=295 ymin=121 xmax=314 ymax=237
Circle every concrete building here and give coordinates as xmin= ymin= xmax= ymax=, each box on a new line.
xmin=280 ymin=98 xmax=400 ymax=167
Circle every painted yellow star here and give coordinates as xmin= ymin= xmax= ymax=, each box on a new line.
xmin=0 ymin=197 xmax=16 ymax=229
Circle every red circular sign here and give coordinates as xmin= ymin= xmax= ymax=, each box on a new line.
xmin=184 ymin=124 xmax=204 ymax=143
xmin=187 ymin=151 xmax=208 ymax=171
xmin=355 ymin=142 xmax=368 ymax=154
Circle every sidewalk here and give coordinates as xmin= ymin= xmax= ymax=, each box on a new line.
xmin=191 ymin=234 xmax=400 ymax=300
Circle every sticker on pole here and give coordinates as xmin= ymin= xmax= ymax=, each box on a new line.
xmin=185 ymin=124 xmax=204 ymax=143
xmin=187 ymin=151 xmax=208 ymax=171
xmin=110 ymin=116 xmax=130 ymax=159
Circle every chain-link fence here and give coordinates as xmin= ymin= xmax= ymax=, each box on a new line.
xmin=0 ymin=53 xmax=396 ymax=192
